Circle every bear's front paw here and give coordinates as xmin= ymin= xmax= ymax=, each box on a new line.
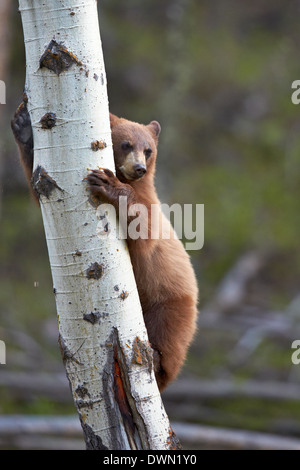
xmin=86 ymin=168 xmax=120 ymax=204
xmin=11 ymin=102 xmax=33 ymax=147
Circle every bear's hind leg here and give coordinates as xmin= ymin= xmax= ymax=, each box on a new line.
xmin=144 ymin=296 xmax=197 ymax=392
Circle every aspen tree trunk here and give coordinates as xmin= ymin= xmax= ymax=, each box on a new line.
xmin=18 ymin=0 xmax=180 ymax=450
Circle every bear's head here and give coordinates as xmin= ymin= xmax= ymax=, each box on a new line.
xmin=110 ymin=113 xmax=161 ymax=183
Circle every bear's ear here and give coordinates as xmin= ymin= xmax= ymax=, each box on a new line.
xmin=109 ymin=113 xmax=120 ymax=128
xmin=147 ymin=120 xmax=161 ymax=141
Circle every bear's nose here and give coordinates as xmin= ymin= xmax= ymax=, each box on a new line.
xmin=133 ymin=163 xmax=147 ymax=178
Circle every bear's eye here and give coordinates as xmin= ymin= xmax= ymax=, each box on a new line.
xmin=121 ymin=141 xmax=133 ymax=152
xmin=144 ymin=148 xmax=152 ymax=159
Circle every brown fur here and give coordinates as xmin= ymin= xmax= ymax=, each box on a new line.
xmin=11 ymin=107 xmax=198 ymax=391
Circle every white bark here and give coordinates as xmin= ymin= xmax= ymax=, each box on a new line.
xmin=18 ymin=0 xmax=178 ymax=450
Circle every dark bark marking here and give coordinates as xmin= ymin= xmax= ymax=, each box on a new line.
xmin=132 ymin=336 xmax=153 ymax=375
xmin=86 ymin=262 xmax=104 ymax=280
xmin=75 ymin=384 xmax=90 ymax=399
xmin=83 ymin=311 xmax=101 ymax=324
xmin=31 ymin=165 xmax=62 ymax=199
xmin=167 ymin=425 xmax=182 ymax=450
xmin=40 ymin=39 xmax=82 ymax=75
xmin=58 ymin=334 xmax=83 ymax=365
xmin=91 ymin=140 xmax=107 ymax=151
xmin=40 ymin=112 xmax=56 ymax=129
xmin=79 ymin=417 xmax=109 ymax=450
xmin=119 ymin=290 xmax=129 ymax=301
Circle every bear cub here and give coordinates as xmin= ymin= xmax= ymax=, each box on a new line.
xmin=12 ymin=106 xmax=198 ymax=392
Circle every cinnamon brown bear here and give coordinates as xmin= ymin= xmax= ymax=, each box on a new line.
xmin=11 ymin=105 xmax=198 ymax=392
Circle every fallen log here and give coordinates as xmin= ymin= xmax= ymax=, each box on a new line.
xmin=0 ymin=415 xmax=299 ymax=450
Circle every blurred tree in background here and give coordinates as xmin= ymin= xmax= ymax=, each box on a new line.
xmin=1 ymin=0 xmax=300 ymax=445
